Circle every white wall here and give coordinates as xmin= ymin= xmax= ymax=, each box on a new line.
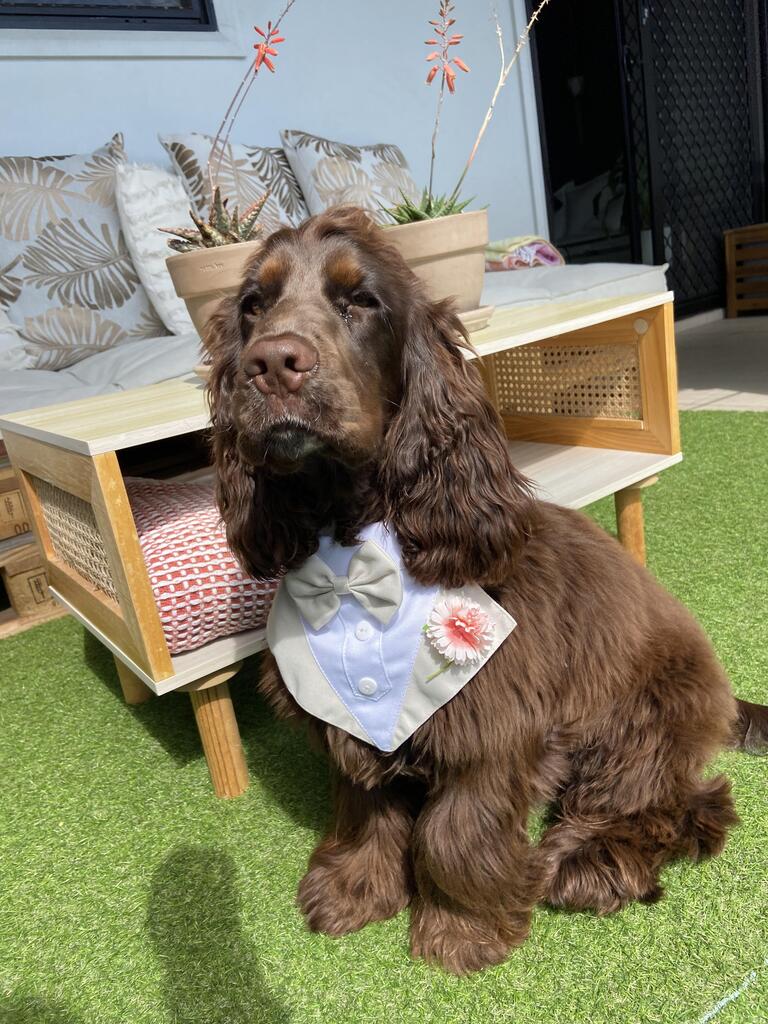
xmin=0 ymin=0 xmax=547 ymax=239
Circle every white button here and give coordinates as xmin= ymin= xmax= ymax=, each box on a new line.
xmin=358 ymin=676 xmax=378 ymax=696
xmin=355 ymin=621 xmax=374 ymax=641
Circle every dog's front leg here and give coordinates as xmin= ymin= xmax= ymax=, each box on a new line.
xmin=410 ymin=768 xmax=539 ymax=975
xmin=298 ymin=773 xmax=417 ymax=936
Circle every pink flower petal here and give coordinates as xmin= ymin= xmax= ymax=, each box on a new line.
xmin=425 ymin=596 xmax=495 ymax=664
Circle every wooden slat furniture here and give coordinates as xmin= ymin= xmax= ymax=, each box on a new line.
xmin=473 ymin=290 xmax=680 ymax=560
xmin=724 ymin=223 xmax=768 ymax=317
xmin=0 ymin=414 xmax=264 ymax=800
xmin=0 ymin=289 xmax=681 ymax=798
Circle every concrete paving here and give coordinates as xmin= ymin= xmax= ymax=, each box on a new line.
xmin=675 ymin=315 xmax=768 ymax=411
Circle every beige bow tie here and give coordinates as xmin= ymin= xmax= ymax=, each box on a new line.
xmin=284 ymin=541 xmax=403 ymax=631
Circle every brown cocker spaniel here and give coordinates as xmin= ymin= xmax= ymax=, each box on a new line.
xmin=207 ymin=207 xmax=766 ymax=975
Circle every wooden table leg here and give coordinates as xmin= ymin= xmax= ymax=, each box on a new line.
xmin=614 ymin=475 xmax=658 ymax=567
xmin=183 ymin=664 xmax=249 ymax=799
xmin=114 ymin=657 xmax=154 ymax=705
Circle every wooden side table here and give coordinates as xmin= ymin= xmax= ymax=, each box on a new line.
xmin=471 ymin=290 xmax=681 ymax=563
xmin=0 ymin=289 xmax=681 ymax=795
xmin=0 ymin=377 xmax=266 ymax=799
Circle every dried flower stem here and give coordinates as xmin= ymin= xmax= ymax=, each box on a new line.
xmin=449 ymin=0 xmax=551 ymax=202
xmin=208 ymin=67 xmax=252 ymax=197
xmin=207 ymin=0 xmax=297 ymax=196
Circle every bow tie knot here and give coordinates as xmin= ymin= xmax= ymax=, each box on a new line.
xmin=332 ymin=576 xmax=351 ymax=597
xmin=284 ymin=540 xmax=403 ymax=631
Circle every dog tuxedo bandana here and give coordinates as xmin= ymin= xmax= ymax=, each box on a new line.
xmin=266 ymin=522 xmax=517 ymax=752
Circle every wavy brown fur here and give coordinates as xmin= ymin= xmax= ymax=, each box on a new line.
xmin=207 ymin=207 xmax=755 ymax=975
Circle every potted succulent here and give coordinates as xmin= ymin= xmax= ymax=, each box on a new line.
xmin=163 ymin=188 xmax=269 ymax=336
xmin=163 ymin=7 xmax=294 ymax=338
xmin=384 ymin=0 xmax=551 ymax=327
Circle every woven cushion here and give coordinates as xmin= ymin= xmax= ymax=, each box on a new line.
xmin=0 ymin=134 xmax=167 ymax=371
xmin=126 ymin=477 xmax=277 ymax=656
xmin=159 ymin=131 xmax=309 ymax=232
xmin=280 ymin=129 xmax=419 ymax=224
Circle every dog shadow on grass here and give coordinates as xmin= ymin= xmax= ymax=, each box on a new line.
xmin=148 ymin=846 xmax=292 ymax=1024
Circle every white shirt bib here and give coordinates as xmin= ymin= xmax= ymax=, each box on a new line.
xmin=266 ymin=522 xmax=517 ymax=752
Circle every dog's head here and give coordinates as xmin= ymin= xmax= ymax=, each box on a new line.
xmin=208 ymin=207 xmax=535 ymax=584
xmin=208 ymin=207 xmax=406 ymax=475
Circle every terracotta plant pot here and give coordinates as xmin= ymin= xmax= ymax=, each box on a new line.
xmin=384 ymin=209 xmax=490 ymax=328
xmin=166 ymin=240 xmax=262 ymax=342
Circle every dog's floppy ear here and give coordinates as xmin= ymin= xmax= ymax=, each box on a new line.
xmin=206 ymin=296 xmax=269 ymax=576
xmin=379 ymin=296 xmax=536 ymax=588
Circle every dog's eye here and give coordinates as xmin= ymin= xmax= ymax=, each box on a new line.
xmin=349 ymin=290 xmax=378 ymax=309
xmin=241 ymin=293 xmax=262 ymax=317
xmin=335 ymin=300 xmax=352 ymax=326
xmin=333 ymin=290 xmax=377 ymax=325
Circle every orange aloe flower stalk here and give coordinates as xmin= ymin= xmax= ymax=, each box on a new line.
xmin=254 ymin=20 xmax=286 ymax=72
xmin=425 ymin=0 xmax=469 ymax=203
xmin=208 ymin=0 xmax=296 ymax=197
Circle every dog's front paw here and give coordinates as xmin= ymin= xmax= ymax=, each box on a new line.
xmin=297 ymin=847 xmax=411 ymax=937
xmin=409 ymin=896 xmax=530 ymax=975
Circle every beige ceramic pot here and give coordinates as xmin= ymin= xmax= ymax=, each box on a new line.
xmin=384 ymin=209 xmax=489 ymax=326
xmin=166 ymin=239 xmax=262 ymax=342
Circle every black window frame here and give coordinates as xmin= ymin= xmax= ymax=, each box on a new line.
xmin=0 ymin=0 xmax=217 ymax=31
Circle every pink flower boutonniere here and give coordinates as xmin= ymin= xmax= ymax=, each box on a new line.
xmin=424 ymin=596 xmax=495 ymax=680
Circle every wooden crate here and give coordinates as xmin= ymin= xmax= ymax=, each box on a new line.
xmin=0 ymin=464 xmax=31 ymax=542
xmin=2 ymin=544 xmax=55 ymax=616
xmin=724 ymin=223 xmax=768 ymax=318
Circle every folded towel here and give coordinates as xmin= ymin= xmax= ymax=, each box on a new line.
xmin=485 ymin=235 xmax=564 ymax=271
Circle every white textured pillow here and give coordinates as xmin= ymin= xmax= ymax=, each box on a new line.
xmin=115 ymin=163 xmax=195 ymax=336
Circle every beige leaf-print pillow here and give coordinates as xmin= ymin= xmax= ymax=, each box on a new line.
xmin=23 ymin=219 xmax=139 ymax=308
xmin=0 ymin=159 xmax=80 ymax=243
xmin=280 ymin=130 xmax=419 ymax=224
xmin=0 ymin=134 xmax=167 ymax=371
xmin=22 ymin=307 xmax=127 ymax=370
xmin=371 ymin=161 xmax=422 ymax=207
xmin=160 ymin=132 xmax=309 ymax=233
xmin=314 ymin=158 xmax=374 ymax=209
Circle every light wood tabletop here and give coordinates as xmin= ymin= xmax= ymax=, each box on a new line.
xmin=0 ymin=291 xmax=674 ymax=456
xmin=468 ymin=291 xmax=673 ymax=359
xmin=0 ymin=374 xmax=209 ymax=455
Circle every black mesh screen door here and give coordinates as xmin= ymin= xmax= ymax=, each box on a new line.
xmin=621 ymin=0 xmax=766 ymax=315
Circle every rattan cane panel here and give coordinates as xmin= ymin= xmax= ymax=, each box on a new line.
xmin=490 ymin=342 xmax=642 ymax=420
xmin=32 ymin=477 xmax=117 ymax=600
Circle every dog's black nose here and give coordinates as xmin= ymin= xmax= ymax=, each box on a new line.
xmin=244 ymin=336 xmax=318 ymax=396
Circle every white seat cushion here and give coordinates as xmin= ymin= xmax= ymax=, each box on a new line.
xmin=0 ymin=331 xmax=201 ymax=419
xmin=481 ymin=262 xmax=669 ymax=310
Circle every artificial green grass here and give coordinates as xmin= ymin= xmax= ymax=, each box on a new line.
xmin=0 ymin=411 xmax=766 ymax=1024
